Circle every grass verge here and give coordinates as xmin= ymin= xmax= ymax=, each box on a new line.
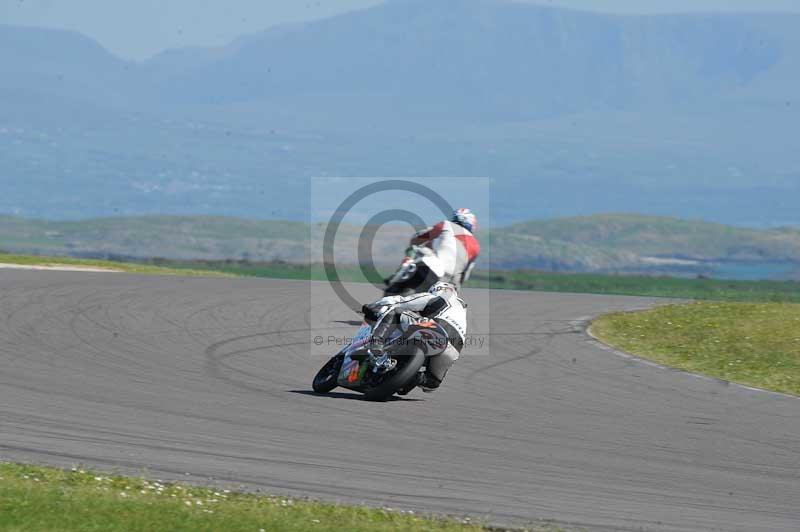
xmin=0 ymin=462 xmax=499 ymax=532
xmin=591 ymin=302 xmax=800 ymax=396
xmin=469 ymin=270 xmax=800 ymax=302
xmin=5 ymin=251 xmax=800 ymax=303
xmin=0 ymin=252 xmax=234 ymax=278
xmin=146 ymin=260 xmax=800 ymax=302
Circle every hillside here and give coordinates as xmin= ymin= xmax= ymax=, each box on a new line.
xmin=0 ymin=216 xmax=311 ymax=263
xmin=1 ymin=1 xmax=800 ymax=225
xmin=0 ymin=215 xmax=407 ymax=266
xmin=500 ymin=214 xmax=800 ymax=263
xmin=490 ymin=214 xmax=800 ymax=272
xmin=2 ymin=214 xmax=799 ymax=278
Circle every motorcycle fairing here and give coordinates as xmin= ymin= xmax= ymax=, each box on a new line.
xmin=406 ymin=320 xmax=448 ymax=356
xmin=337 ymin=323 xmax=372 ymax=387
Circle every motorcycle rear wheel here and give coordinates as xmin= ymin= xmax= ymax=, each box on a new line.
xmin=363 ymin=349 xmax=425 ymax=402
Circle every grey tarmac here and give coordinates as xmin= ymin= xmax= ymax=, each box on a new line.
xmin=0 ymin=271 xmax=798 ymax=531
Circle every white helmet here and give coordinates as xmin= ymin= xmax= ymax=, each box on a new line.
xmin=452 ymin=208 xmax=477 ymax=232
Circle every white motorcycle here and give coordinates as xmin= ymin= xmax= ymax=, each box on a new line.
xmin=312 ymin=311 xmax=450 ymax=401
xmin=383 ymin=245 xmax=438 ymax=296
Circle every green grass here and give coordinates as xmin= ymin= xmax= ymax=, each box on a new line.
xmin=163 ymin=261 xmax=800 ymax=303
xmin=5 ymin=251 xmax=800 ymax=303
xmin=471 ymin=270 xmax=800 ymax=302
xmin=0 ymin=252 xmax=235 ymax=278
xmin=591 ymin=302 xmax=800 ymax=396
xmin=146 ymin=260 xmax=800 ymax=302
xmin=0 ymin=462 xmax=569 ymax=532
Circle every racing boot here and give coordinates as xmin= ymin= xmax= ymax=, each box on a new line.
xmin=397 ymin=371 xmax=425 ymax=396
xmin=419 ymin=372 xmax=442 ymax=393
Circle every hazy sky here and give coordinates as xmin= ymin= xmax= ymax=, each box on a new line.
xmin=2 ymin=0 xmax=799 ymax=60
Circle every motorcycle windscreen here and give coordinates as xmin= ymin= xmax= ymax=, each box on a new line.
xmin=345 ymin=323 xmax=372 ymax=355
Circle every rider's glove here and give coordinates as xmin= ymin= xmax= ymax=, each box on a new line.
xmin=362 ymin=303 xmax=387 ymax=324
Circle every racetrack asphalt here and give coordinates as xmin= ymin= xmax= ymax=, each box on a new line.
xmin=1 ymin=270 xmax=798 ymax=531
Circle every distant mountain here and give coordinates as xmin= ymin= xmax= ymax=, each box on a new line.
xmin=1 ymin=1 xmax=799 ymax=225
xmin=146 ymin=0 xmax=789 ymax=120
xmin=4 ymin=0 xmax=799 ymax=122
xmin=2 ymin=214 xmax=799 ymax=278
xmin=0 ymin=24 xmax=134 ymax=108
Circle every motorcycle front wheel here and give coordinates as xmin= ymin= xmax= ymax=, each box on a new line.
xmin=362 ymin=348 xmax=425 ymax=402
xmin=312 ymin=354 xmax=343 ymax=394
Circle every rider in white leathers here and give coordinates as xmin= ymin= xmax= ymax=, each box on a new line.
xmin=363 ymin=282 xmax=466 ymax=392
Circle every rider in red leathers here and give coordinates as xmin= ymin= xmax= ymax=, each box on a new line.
xmin=385 ymin=208 xmax=480 ymax=295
